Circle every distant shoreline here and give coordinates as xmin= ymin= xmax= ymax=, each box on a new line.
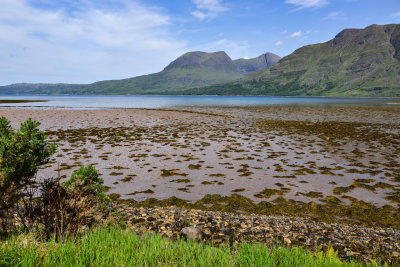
xmin=2 ymin=94 xmax=400 ymax=99
xmin=0 ymin=99 xmax=48 ymax=103
xmin=1 ymin=95 xmax=399 ymax=110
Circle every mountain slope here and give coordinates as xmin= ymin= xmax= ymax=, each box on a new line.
xmin=0 ymin=51 xmax=280 ymax=95
xmin=82 ymin=51 xmax=241 ymax=94
xmin=233 ymin=52 xmax=281 ymax=75
xmin=0 ymin=83 xmax=84 ymax=95
xmin=188 ymin=24 xmax=400 ymax=97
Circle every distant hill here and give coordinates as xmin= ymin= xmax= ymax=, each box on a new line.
xmin=234 ymin=53 xmax=281 ymax=75
xmin=0 ymin=83 xmax=84 ymax=95
xmin=187 ymin=24 xmax=400 ymax=97
xmin=0 ymin=51 xmax=280 ymax=95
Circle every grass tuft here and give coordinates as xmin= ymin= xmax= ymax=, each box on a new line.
xmin=1 ymin=227 xmax=370 ymax=266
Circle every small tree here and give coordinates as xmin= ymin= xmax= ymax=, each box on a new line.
xmin=64 ymin=165 xmax=106 ymax=200
xmin=0 ymin=117 xmax=56 ymax=234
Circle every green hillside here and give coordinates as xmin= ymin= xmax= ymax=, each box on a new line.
xmin=233 ymin=52 xmax=281 ymax=75
xmin=0 ymin=51 xmax=280 ymax=95
xmin=82 ymin=52 xmax=241 ymax=94
xmin=187 ymin=24 xmax=400 ymax=97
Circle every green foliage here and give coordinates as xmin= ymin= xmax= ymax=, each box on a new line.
xmin=0 ymin=117 xmax=56 ymax=180
xmin=0 ymin=227 xmax=367 ymax=266
xmin=64 ymin=165 xmax=106 ymax=200
xmin=0 ymin=117 xmax=56 ymax=234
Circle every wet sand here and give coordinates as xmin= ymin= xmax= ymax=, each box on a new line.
xmin=1 ymin=106 xmax=399 ymax=207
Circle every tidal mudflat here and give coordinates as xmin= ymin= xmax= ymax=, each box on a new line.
xmin=1 ymin=105 xmax=400 ymax=227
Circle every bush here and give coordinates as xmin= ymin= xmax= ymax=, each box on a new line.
xmin=0 ymin=116 xmax=121 ymax=240
xmin=14 ymin=164 xmax=115 ymax=242
xmin=0 ymin=117 xmax=56 ymax=235
xmin=64 ymin=165 xmax=107 ymax=200
xmin=39 ymin=176 xmax=103 ymax=242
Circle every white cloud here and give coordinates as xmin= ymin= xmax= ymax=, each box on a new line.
xmin=275 ymin=40 xmax=284 ymax=46
xmin=191 ymin=11 xmax=209 ymax=20
xmin=324 ymin=11 xmax=347 ymax=20
xmin=285 ymin=0 xmax=328 ymax=10
xmin=193 ymin=0 xmax=227 ymax=12
xmin=392 ymin=11 xmax=400 ymax=18
xmin=191 ymin=0 xmax=228 ymax=20
xmin=0 ymin=0 xmax=187 ymax=84
xmin=290 ymin=31 xmax=302 ymax=38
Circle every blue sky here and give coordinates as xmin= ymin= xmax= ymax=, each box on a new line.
xmin=1 ymin=0 xmax=400 ymax=85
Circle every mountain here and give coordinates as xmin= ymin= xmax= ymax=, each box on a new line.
xmin=0 ymin=51 xmax=280 ymax=95
xmin=187 ymin=24 xmax=400 ymax=97
xmin=233 ymin=53 xmax=281 ymax=75
xmin=82 ymin=51 xmax=240 ymax=94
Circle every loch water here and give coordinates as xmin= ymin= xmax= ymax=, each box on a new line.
xmin=0 ymin=95 xmax=399 ymax=109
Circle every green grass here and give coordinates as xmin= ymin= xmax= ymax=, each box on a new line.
xmin=1 ymin=227 xmax=372 ymax=267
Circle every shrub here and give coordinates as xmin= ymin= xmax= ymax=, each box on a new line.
xmin=39 ymin=177 xmax=103 ymax=242
xmin=0 ymin=116 xmax=120 ymax=239
xmin=0 ymin=117 xmax=56 ymax=235
xmin=64 ymin=165 xmax=107 ymax=201
xmin=18 ymin=166 xmax=116 ymax=242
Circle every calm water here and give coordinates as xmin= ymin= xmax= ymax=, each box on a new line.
xmin=0 ymin=95 xmax=399 ymax=109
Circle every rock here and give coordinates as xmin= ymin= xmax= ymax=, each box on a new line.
xmin=147 ymin=216 xmax=156 ymax=222
xmin=284 ymin=237 xmax=292 ymax=245
xmin=181 ymin=226 xmax=203 ymax=240
xmin=212 ymin=238 xmax=224 ymax=245
xmin=116 ymin=204 xmax=400 ymax=263
xmin=203 ymin=228 xmax=212 ymax=236
xmin=224 ymin=228 xmax=235 ymax=236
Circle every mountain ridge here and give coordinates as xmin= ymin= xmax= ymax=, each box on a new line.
xmin=2 ymin=23 xmax=400 ymax=97
xmin=187 ymin=23 xmax=400 ymax=97
xmin=0 ymin=51 xmax=280 ymax=95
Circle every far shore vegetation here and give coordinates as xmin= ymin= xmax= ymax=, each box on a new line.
xmin=0 ymin=100 xmax=48 ymax=104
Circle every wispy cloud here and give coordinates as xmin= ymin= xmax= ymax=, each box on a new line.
xmin=290 ymin=31 xmax=302 ymax=38
xmin=0 ymin=0 xmax=187 ymax=84
xmin=191 ymin=11 xmax=209 ymax=20
xmin=324 ymin=11 xmax=347 ymax=20
xmin=285 ymin=0 xmax=328 ymax=10
xmin=275 ymin=40 xmax=284 ymax=46
xmin=392 ymin=11 xmax=400 ymax=18
xmin=191 ymin=0 xmax=228 ymax=21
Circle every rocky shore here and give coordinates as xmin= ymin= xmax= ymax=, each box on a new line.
xmin=117 ymin=204 xmax=400 ymax=264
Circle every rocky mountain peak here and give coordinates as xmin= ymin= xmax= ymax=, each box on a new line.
xmin=233 ymin=52 xmax=281 ymax=75
xmin=163 ymin=51 xmax=234 ymax=71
